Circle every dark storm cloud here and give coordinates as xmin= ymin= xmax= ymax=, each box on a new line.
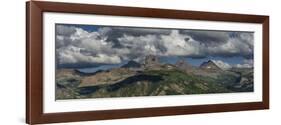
xmin=55 ymin=24 xmax=254 ymax=68
xmin=98 ymin=27 xmax=171 ymax=48
xmin=104 ymin=27 xmax=171 ymax=36
xmin=179 ymin=30 xmax=254 ymax=59
xmin=180 ymin=30 xmax=230 ymax=46
xmin=56 ymin=25 xmax=76 ymax=36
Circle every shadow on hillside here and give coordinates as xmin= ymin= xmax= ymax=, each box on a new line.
xmin=106 ymin=74 xmax=163 ymax=92
xmin=78 ymin=74 xmax=163 ymax=95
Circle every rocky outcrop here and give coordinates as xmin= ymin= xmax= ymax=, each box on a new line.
xmin=175 ymin=59 xmax=193 ymax=70
xmin=200 ymin=60 xmax=221 ymax=70
xmin=144 ymin=55 xmax=160 ymax=68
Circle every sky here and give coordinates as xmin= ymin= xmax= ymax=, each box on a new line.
xmin=55 ymin=24 xmax=254 ymax=70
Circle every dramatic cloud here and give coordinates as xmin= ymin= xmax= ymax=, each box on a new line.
xmin=55 ymin=24 xmax=254 ymax=68
xmin=56 ymin=26 xmax=123 ymax=67
xmin=180 ymin=30 xmax=230 ymax=45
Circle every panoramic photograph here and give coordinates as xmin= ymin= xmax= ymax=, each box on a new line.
xmin=55 ymin=24 xmax=254 ymax=100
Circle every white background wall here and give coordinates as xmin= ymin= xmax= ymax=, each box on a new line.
xmin=0 ymin=0 xmax=279 ymax=124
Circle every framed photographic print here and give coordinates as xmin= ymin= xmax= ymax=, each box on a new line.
xmin=26 ymin=1 xmax=269 ymax=124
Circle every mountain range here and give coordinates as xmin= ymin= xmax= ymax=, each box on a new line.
xmin=56 ymin=55 xmax=254 ymax=100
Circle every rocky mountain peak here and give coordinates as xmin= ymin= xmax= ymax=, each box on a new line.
xmin=200 ymin=60 xmax=221 ymax=70
xmin=144 ymin=55 xmax=160 ymax=67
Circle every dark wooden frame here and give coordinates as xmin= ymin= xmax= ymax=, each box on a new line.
xmin=26 ymin=1 xmax=269 ymax=124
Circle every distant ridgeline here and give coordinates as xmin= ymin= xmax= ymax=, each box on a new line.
xmin=55 ymin=55 xmax=254 ymax=100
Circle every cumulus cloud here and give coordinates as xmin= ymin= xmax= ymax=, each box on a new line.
xmin=57 ymin=46 xmax=121 ymax=64
xmin=235 ymin=59 xmax=254 ymax=68
xmin=56 ymin=25 xmax=123 ymax=67
xmin=212 ymin=59 xmax=253 ymax=70
xmin=55 ymin=24 xmax=254 ymax=68
xmin=235 ymin=64 xmax=252 ymax=68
